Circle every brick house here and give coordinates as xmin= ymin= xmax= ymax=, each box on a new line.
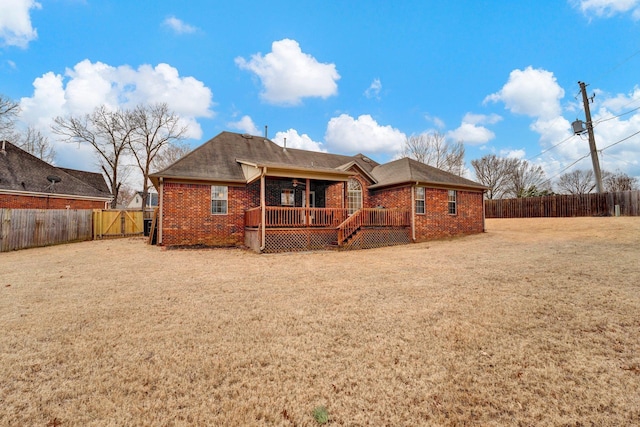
xmin=0 ymin=141 xmax=112 ymax=209
xmin=149 ymin=131 xmax=487 ymax=252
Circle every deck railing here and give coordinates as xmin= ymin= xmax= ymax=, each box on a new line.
xmin=360 ymin=208 xmax=411 ymax=227
xmin=337 ymin=208 xmax=411 ymax=245
xmin=245 ymin=207 xmax=262 ymax=228
xmin=246 ymin=207 xmax=410 ymax=233
xmin=265 ymin=207 xmax=348 ymax=227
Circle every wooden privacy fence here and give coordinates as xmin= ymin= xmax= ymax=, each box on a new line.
xmin=92 ymin=209 xmax=143 ymax=239
xmin=485 ymin=190 xmax=640 ymax=218
xmin=0 ymin=209 xmax=93 ymax=252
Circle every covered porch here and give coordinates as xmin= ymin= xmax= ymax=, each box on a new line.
xmin=244 ymin=206 xmax=411 ymax=252
xmin=240 ymin=161 xmax=411 ymax=252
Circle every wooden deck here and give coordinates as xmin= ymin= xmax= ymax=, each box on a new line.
xmin=245 ymin=207 xmax=411 ymax=252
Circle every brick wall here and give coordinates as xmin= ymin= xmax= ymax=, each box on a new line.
xmin=370 ymin=185 xmax=412 ymax=209
xmin=0 ymin=194 xmax=106 ymax=209
xmin=414 ymin=188 xmax=484 ymax=240
xmin=325 ymin=182 xmax=344 ymax=209
xmin=370 ymin=185 xmax=484 ymax=240
xmin=161 ymin=182 xmax=248 ymax=247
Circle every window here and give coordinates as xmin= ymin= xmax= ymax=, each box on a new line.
xmin=448 ymin=190 xmax=457 ymax=215
xmin=211 ymin=185 xmax=228 ymax=214
xmin=415 ymin=187 xmax=425 ymax=214
xmin=347 ymin=178 xmax=362 ymax=215
xmin=281 ymin=189 xmax=294 ymax=206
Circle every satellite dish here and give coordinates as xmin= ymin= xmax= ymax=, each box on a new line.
xmin=47 ymin=175 xmax=62 ymax=183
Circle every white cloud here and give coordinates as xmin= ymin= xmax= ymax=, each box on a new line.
xmin=572 ymin=0 xmax=640 ymax=19
xmin=484 ymin=66 xmax=564 ymax=119
xmin=162 ymin=16 xmax=198 ymax=34
xmin=228 ymin=115 xmax=260 ymax=135
xmin=0 ymin=0 xmax=41 ymax=48
xmin=273 ymin=129 xmax=326 ymax=152
xmin=447 ymin=113 xmax=501 ymax=145
xmin=324 ymin=114 xmax=406 ymax=154
xmin=364 ymin=78 xmax=382 ymax=99
xmin=235 ymin=39 xmax=340 ymax=106
xmin=499 ymin=148 xmax=526 ymax=159
xmin=18 ymin=59 xmax=214 ymax=170
xmin=447 ymin=123 xmax=495 ymax=145
xmin=424 ymin=114 xmax=445 ymax=129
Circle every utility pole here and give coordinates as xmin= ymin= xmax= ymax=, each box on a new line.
xmin=578 ymin=81 xmax=604 ymax=193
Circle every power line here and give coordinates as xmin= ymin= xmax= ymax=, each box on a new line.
xmin=599 ymin=128 xmax=640 ymax=152
xmin=526 ymin=133 xmax=577 ymax=162
xmin=591 ymin=47 xmax=640 ymax=84
xmin=544 ymin=128 xmax=640 ymax=186
xmin=543 ymin=152 xmax=593 ymax=186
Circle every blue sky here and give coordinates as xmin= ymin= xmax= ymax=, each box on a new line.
xmin=1 ymin=0 xmax=640 ymax=187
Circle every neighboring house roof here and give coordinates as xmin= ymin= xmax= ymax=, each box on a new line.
xmin=150 ymin=131 xmax=487 ymax=191
xmin=0 ymin=141 xmax=112 ymax=200
xmin=59 ymin=167 xmax=111 ymax=194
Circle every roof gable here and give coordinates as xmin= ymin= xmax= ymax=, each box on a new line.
xmin=151 ymin=131 xmax=366 ymax=184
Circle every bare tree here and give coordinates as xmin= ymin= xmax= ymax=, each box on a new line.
xmin=52 ymin=105 xmax=135 ymax=208
xmin=16 ymin=126 xmax=56 ymax=163
xmin=129 ymin=103 xmax=187 ymax=211
xmin=509 ymin=160 xmax=549 ymax=198
xmin=152 ymin=140 xmax=191 ymax=172
xmin=117 ymin=183 xmax=137 ymax=208
xmin=556 ymin=169 xmax=595 ymax=194
xmin=471 ymin=154 xmax=519 ymax=199
xmin=603 ymin=170 xmax=638 ymax=192
xmin=401 ymin=132 xmax=465 ymax=176
xmin=0 ymin=94 xmax=20 ymax=138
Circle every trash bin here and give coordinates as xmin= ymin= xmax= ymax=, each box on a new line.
xmin=144 ymin=218 xmax=152 ymax=236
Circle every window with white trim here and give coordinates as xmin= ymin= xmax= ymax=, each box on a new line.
xmin=281 ymin=189 xmax=294 ymax=206
xmin=211 ymin=185 xmax=228 ymax=214
xmin=415 ymin=187 xmax=425 ymax=214
xmin=347 ymin=178 xmax=362 ymax=215
xmin=448 ymin=190 xmax=457 ymax=215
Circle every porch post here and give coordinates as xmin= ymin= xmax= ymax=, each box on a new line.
xmin=411 ymin=182 xmax=416 ymax=241
xmin=305 ymin=178 xmax=310 ymax=225
xmin=260 ymin=168 xmax=266 ymax=250
xmin=158 ymin=177 xmax=163 ymax=245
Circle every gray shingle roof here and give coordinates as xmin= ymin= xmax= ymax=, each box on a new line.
xmin=369 ymin=157 xmax=487 ymax=190
xmin=150 ymin=131 xmax=486 ymax=191
xmin=0 ymin=141 xmax=112 ymax=200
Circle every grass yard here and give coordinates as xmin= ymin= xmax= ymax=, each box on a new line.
xmin=1 ymin=217 xmax=639 ymax=426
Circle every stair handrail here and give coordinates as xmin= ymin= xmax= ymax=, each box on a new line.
xmin=337 ymin=209 xmax=363 ymax=245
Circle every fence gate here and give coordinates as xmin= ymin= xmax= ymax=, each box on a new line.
xmin=93 ymin=209 xmax=143 ymax=239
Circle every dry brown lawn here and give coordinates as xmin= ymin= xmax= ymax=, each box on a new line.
xmin=1 ymin=218 xmax=639 ymax=426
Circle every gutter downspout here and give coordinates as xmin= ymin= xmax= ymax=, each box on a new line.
xmin=260 ymin=167 xmax=267 ymax=251
xmin=482 ymin=190 xmax=486 ymax=233
xmin=158 ymin=177 xmax=164 ymax=245
xmin=411 ymin=181 xmax=417 ymax=241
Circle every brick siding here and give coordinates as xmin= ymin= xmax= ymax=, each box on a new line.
xmin=414 ymin=188 xmax=484 ymax=240
xmin=161 ymin=182 xmax=248 ymax=247
xmin=370 ymin=185 xmax=412 ymax=209
xmin=0 ymin=194 xmax=106 ymax=209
